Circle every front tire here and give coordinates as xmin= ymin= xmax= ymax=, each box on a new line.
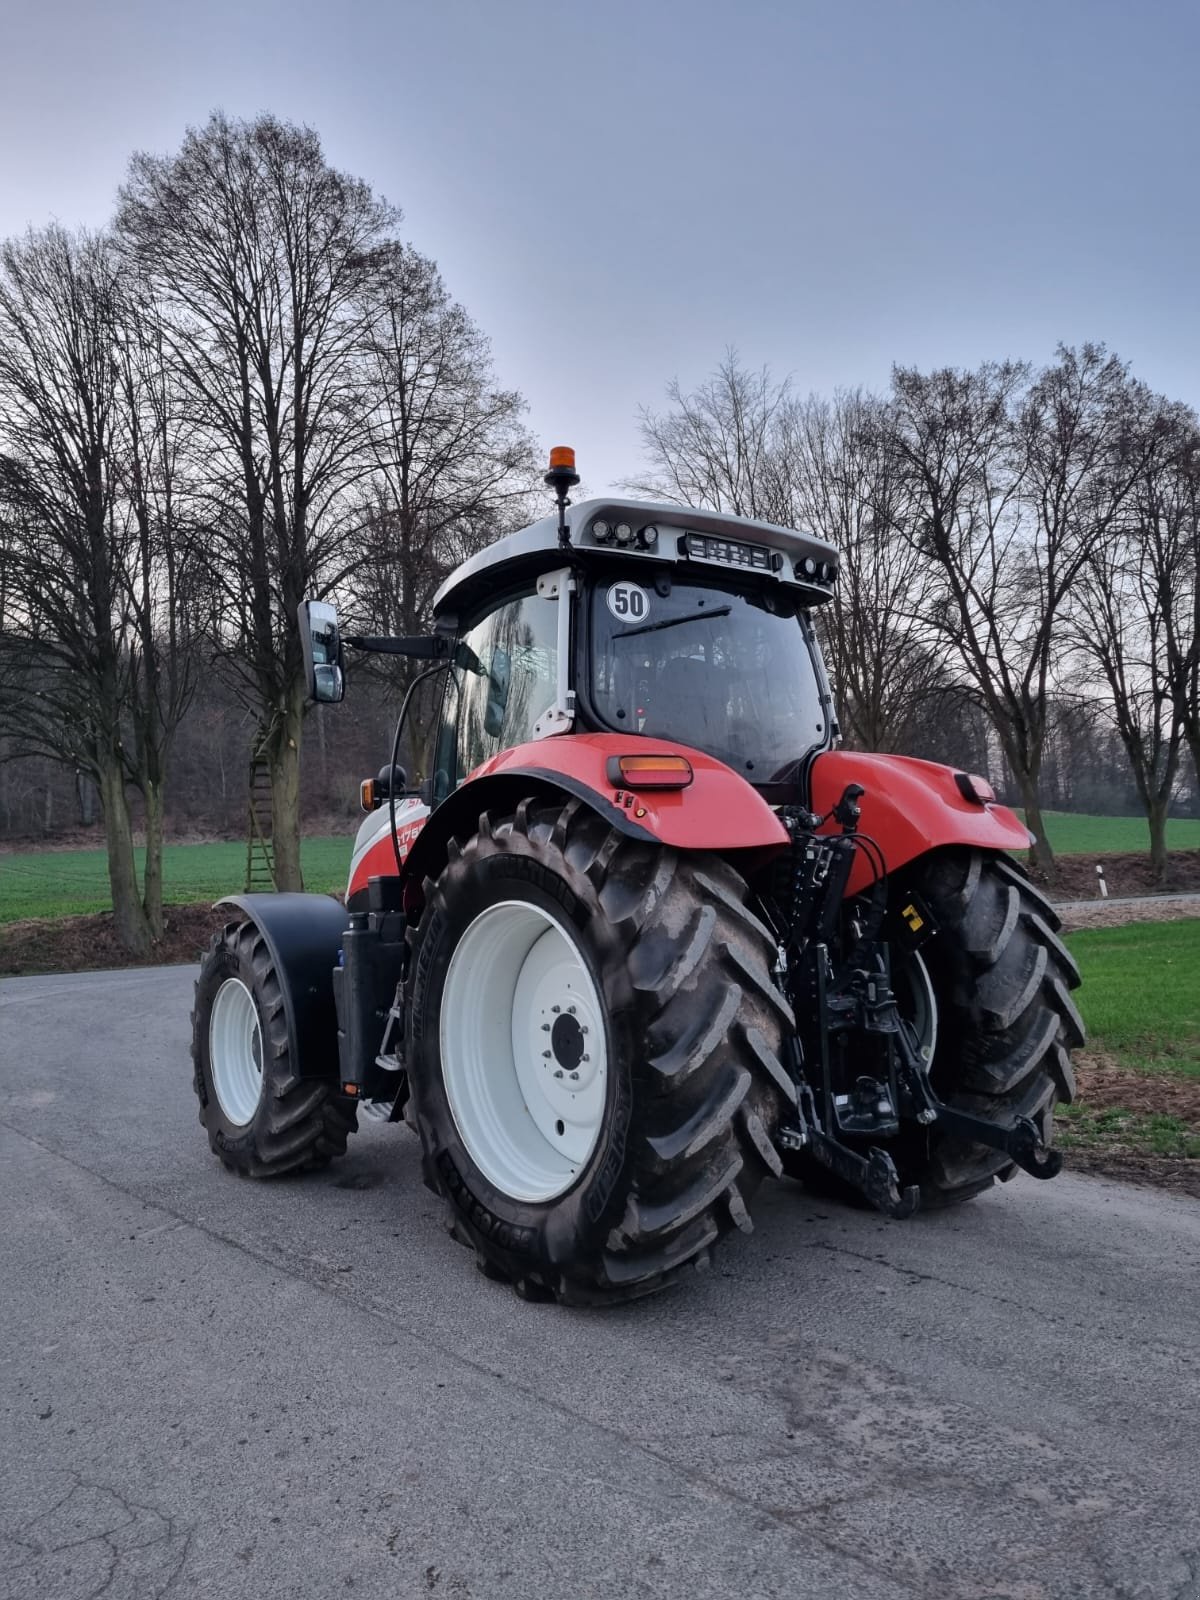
xmin=404 ymin=799 xmax=795 ymax=1305
xmin=191 ymin=920 xmax=358 ymax=1177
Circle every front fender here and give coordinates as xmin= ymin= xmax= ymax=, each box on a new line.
xmin=810 ymin=751 xmax=1033 ymax=893
xmin=214 ymin=893 xmax=347 ymax=1081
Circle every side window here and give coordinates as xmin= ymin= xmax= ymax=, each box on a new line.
xmin=440 ymin=590 xmax=559 ymax=792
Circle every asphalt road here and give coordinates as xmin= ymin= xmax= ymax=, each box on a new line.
xmin=2 ymin=967 xmax=1199 ymax=1600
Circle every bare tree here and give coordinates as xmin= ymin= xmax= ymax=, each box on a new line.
xmin=111 ymin=288 xmax=202 ymax=925
xmin=885 ymin=349 xmax=1168 ymax=871
xmin=0 ymin=226 xmax=195 ymax=950
xmin=629 ymin=350 xmax=795 ymax=522
xmin=353 ymin=243 xmax=538 ymax=639
xmin=780 ymin=390 xmax=944 ymax=750
xmin=1164 ymin=433 xmax=1200 ymax=799
xmin=1072 ymin=405 xmax=1200 ymax=874
xmin=117 ymin=112 xmax=400 ymax=889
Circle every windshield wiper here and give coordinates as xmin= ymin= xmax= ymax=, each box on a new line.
xmin=618 ymin=604 xmax=732 ymax=639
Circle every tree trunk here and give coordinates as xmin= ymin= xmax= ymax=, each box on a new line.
xmin=97 ymin=758 xmax=153 ymax=956
xmin=1017 ymin=773 xmax=1055 ymax=875
xmin=76 ymin=769 xmax=96 ymax=826
xmin=316 ymin=703 xmax=328 ymax=791
xmin=269 ymin=676 xmax=306 ymax=891
xmin=142 ymin=778 xmax=165 ymax=937
xmin=1147 ymin=797 xmax=1171 ymax=882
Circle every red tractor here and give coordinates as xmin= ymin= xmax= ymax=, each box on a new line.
xmin=191 ymin=449 xmax=1082 ymax=1305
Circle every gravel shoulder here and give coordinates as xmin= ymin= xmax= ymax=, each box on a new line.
xmin=1057 ymin=894 xmax=1200 ymax=932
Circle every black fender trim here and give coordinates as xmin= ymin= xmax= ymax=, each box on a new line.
xmin=510 ymin=767 xmax=658 ymax=841
xmin=214 ymin=893 xmax=348 ymax=1081
xmin=401 ymin=768 xmax=655 ymax=904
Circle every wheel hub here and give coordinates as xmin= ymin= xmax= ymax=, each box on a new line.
xmin=550 ymin=1012 xmax=585 ymax=1071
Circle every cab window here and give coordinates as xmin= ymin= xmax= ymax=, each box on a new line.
xmin=434 ymin=590 xmax=559 ymax=799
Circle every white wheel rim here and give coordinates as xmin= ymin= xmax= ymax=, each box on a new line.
xmin=440 ymin=900 xmax=608 ymax=1203
xmin=209 ymin=977 xmax=264 ymax=1127
xmin=899 ymin=951 xmax=938 ymax=1064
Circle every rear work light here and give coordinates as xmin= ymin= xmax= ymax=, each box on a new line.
xmin=955 ymin=771 xmax=996 ymax=805
xmin=606 ymin=754 xmax=694 ymax=790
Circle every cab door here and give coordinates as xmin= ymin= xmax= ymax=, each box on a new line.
xmin=432 ymin=585 xmax=562 ymax=805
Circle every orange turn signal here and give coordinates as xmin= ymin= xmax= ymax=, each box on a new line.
xmin=548 ymin=445 xmax=576 ymax=471
xmin=606 ymin=754 xmax=694 ymax=790
xmin=360 ymin=778 xmax=377 ymax=812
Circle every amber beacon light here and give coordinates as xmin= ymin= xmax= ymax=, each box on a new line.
xmin=545 ymin=445 xmax=581 ymax=546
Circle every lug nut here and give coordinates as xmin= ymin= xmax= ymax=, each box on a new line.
xmin=570 ymin=1072 xmax=579 ymax=1081
xmin=542 ymin=1022 xmax=551 ymax=1032
xmin=542 ymin=1050 xmax=552 ymax=1059
xmin=568 ymin=1005 xmax=576 ymax=1015
xmin=554 ymin=1070 xmax=564 ymax=1079
xmin=551 ymin=1005 xmax=560 ymax=1014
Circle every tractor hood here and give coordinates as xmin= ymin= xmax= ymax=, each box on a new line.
xmin=432 ymin=499 xmax=840 ymax=617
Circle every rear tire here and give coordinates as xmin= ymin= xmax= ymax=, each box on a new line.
xmin=191 ymin=920 xmax=358 ymax=1177
xmin=404 ymin=798 xmax=795 ymax=1304
xmin=788 ymin=849 xmax=1083 ymax=1207
xmin=908 ymin=849 xmax=1082 ymax=1203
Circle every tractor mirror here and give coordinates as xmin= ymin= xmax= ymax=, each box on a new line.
xmin=298 ymin=599 xmax=345 ymax=704
xmin=484 ymin=648 xmax=511 ymax=737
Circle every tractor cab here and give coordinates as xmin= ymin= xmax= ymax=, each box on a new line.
xmin=425 ymin=482 xmax=842 ymax=804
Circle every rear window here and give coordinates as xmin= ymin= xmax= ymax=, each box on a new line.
xmin=588 ymin=575 xmax=827 ymax=778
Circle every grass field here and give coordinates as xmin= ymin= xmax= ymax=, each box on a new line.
xmin=0 ymin=837 xmax=349 ymax=924
xmin=1060 ymin=919 xmax=1200 ymax=1164
xmin=1064 ymin=920 xmax=1200 ymax=1078
xmin=1023 ymin=810 xmax=1200 ymax=855
xmin=2 ymin=808 xmax=1199 ymax=924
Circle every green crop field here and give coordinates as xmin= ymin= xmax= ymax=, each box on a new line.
xmin=1059 ymin=918 xmax=1200 ymax=1163
xmin=1023 ymin=810 xmax=1200 ymax=855
xmin=0 ymin=836 xmax=350 ymax=924
xmin=1064 ymin=919 xmax=1200 ymax=1078
xmin=1 ymin=809 xmax=1198 ymax=925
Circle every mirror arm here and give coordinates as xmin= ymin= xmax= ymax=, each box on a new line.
xmin=342 ymin=634 xmax=452 ymax=659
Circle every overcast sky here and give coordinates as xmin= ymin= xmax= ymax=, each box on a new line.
xmin=3 ymin=0 xmax=1196 ymax=494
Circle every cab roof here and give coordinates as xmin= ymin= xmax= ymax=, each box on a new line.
xmin=432 ymin=498 xmax=839 ymax=618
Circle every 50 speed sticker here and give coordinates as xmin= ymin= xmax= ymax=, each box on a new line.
xmin=606 ymin=582 xmax=650 ymax=623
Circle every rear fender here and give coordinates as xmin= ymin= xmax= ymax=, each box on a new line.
xmin=214 ymin=893 xmax=347 ymax=1081
xmin=810 ymin=751 xmax=1033 ymax=894
xmin=399 ymin=732 xmax=788 ymax=911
